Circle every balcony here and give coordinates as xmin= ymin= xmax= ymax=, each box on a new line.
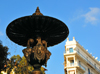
xmin=64 ymin=50 xmax=76 ymax=55
xmin=79 ymin=64 xmax=85 ymax=71
xmin=77 ymin=51 xmax=100 ymax=73
xmin=67 ymin=63 xmax=75 ymax=67
xmin=67 ymin=62 xmax=85 ymax=71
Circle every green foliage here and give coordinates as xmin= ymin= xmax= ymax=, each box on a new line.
xmin=0 ymin=42 xmax=9 ymax=72
xmin=6 ymin=55 xmax=45 ymax=74
xmin=41 ymin=67 xmax=45 ymax=74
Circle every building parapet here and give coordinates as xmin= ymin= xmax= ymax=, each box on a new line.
xmin=77 ymin=50 xmax=100 ymax=73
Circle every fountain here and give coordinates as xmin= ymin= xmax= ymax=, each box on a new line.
xmin=6 ymin=7 xmax=69 ymax=74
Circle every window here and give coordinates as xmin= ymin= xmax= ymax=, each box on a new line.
xmin=79 ymin=61 xmax=81 ymax=65
xmin=70 ymin=60 xmax=74 ymax=66
xmin=78 ymin=49 xmax=79 ymax=53
xmin=88 ymin=68 xmax=90 ymax=74
xmin=69 ymin=48 xmax=73 ymax=53
xmin=94 ymin=64 xmax=96 ymax=68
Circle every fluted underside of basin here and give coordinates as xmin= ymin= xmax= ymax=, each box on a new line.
xmin=6 ymin=15 xmax=69 ymax=47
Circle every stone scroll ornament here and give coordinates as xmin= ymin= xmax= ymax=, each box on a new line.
xmin=22 ymin=37 xmax=51 ymax=67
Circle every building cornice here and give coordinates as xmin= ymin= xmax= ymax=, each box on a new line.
xmin=76 ymin=42 xmax=100 ymax=65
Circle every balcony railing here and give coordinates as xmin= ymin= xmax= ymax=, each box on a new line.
xmin=64 ymin=50 xmax=76 ymax=54
xmin=79 ymin=64 xmax=85 ymax=71
xmin=67 ymin=62 xmax=85 ymax=71
xmin=77 ymin=51 xmax=100 ymax=73
xmin=67 ymin=63 xmax=74 ymax=67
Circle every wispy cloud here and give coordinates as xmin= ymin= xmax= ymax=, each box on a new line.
xmin=82 ymin=8 xmax=100 ymax=25
xmin=0 ymin=31 xmax=3 ymax=36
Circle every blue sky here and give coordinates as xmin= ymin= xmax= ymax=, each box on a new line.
xmin=0 ymin=0 xmax=100 ymax=74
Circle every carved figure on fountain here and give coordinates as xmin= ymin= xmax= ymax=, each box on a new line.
xmin=23 ymin=37 xmax=51 ymax=67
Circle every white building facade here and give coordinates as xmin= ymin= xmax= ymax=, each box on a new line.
xmin=64 ymin=37 xmax=100 ymax=74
